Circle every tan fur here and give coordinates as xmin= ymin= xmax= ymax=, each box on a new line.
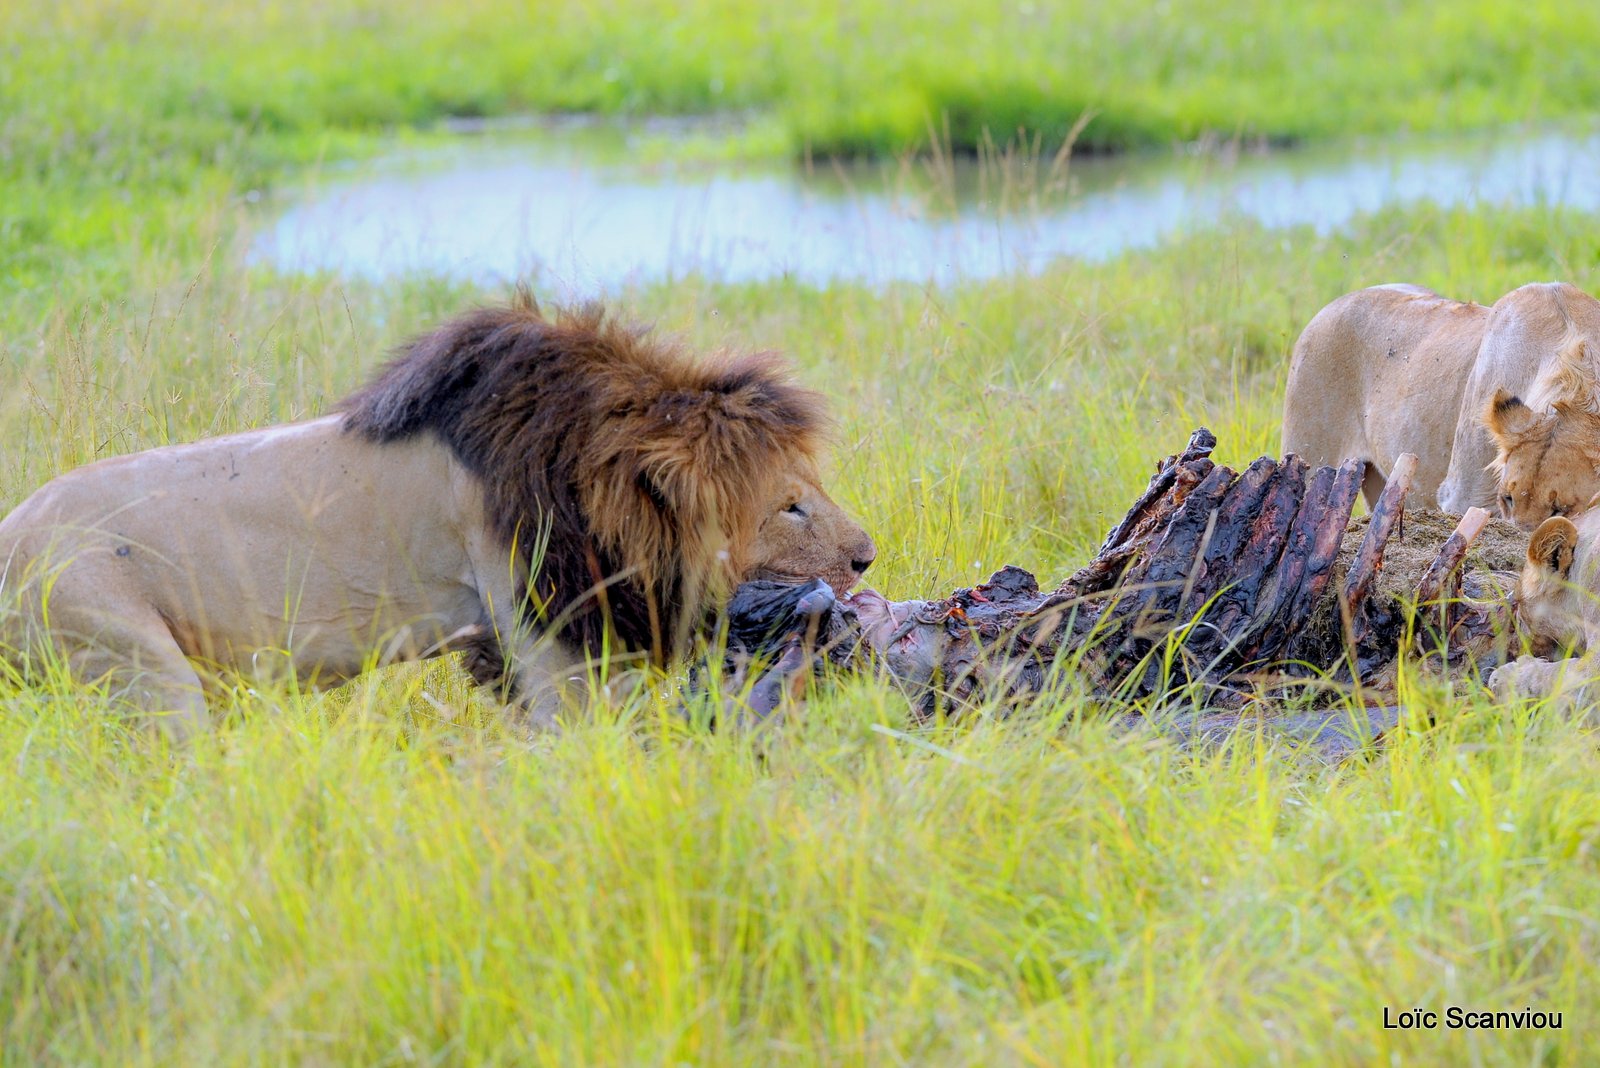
xmin=0 ymin=299 xmax=875 ymax=737
xmin=1482 ymin=324 xmax=1600 ymax=529
xmin=1281 ymin=282 xmax=1600 ymax=530
xmin=1528 ymin=516 xmax=1579 ymax=577
xmin=1515 ymin=514 xmax=1582 ymax=649
xmin=1489 ymin=512 xmax=1600 ymax=710
xmin=1488 ymin=654 xmax=1600 ymax=721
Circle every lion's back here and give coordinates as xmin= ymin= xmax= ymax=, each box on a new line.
xmin=1477 ymin=283 xmax=1600 ymax=408
xmin=1282 ymin=284 xmax=1489 ymax=499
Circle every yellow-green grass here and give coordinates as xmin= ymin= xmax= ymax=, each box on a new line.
xmin=5 ymin=199 xmax=1600 ymax=1062
xmin=6 ymin=670 xmax=1599 ymax=1065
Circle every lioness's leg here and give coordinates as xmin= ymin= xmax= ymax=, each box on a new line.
xmin=1361 ymin=465 xmax=1387 ymax=510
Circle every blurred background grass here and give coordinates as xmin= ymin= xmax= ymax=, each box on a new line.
xmin=4 ymin=1 xmax=1600 ymax=1063
xmin=6 ymin=0 xmax=1600 ymax=297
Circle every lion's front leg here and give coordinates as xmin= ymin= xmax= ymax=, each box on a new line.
xmin=453 ymin=623 xmax=601 ymax=731
xmin=1491 ymin=655 xmax=1566 ymax=700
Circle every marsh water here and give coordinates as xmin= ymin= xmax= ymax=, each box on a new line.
xmin=255 ymin=121 xmax=1600 ymax=290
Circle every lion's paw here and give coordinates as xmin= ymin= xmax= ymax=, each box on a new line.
xmin=1489 ymin=656 xmax=1563 ymax=701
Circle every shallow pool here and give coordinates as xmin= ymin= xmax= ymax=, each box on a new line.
xmin=254 ymin=121 xmax=1600 ymax=291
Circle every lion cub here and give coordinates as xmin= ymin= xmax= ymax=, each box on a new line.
xmin=1489 ymin=509 xmax=1600 ymax=714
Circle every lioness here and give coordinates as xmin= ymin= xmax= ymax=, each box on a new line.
xmin=1281 ymin=282 xmax=1600 ymax=529
xmin=0 ymin=296 xmax=877 ymax=736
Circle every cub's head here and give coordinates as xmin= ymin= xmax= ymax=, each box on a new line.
xmin=1485 ymin=388 xmax=1600 ymax=530
xmin=1516 ymin=515 xmax=1586 ymax=656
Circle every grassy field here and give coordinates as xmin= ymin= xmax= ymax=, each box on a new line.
xmin=6 ymin=0 xmax=1600 ymax=302
xmin=6 ymin=0 xmax=1600 ymax=1063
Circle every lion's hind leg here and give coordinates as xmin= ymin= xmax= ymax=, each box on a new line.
xmin=53 ymin=606 xmax=211 ymax=741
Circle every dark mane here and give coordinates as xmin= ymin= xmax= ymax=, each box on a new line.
xmin=340 ymin=291 xmax=827 ymax=662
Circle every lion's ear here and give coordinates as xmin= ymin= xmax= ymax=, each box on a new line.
xmin=1528 ymin=515 xmax=1579 ymax=577
xmin=1486 ymin=388 xmax=1542 ymax=444
xmin=1547 ymin=397 xmax=1600 ymax=431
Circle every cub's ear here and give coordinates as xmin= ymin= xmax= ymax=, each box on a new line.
xmin=1527 ymin=515 xmax=1579 ymax=577
xmin=1486 ymin=388 xmax=1541 ymax=443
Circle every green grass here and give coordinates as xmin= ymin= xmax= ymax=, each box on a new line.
xmin=8 ymin=0 xmax=1600 ymax=1062
xmin=9 ymin=0 xmax=1596 ymax=165
xmin=6 ymin=0 xmax=1600 ymax=302
xmin=7 ymin=201 xmax=1600 ymax=1063
xmin=6 ymin=677 xmax=1599 ymax=1063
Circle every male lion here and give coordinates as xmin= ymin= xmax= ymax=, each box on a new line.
xmin=1281 ymin=281 xmax=1600 ymax=529
xmin=0 ymin=296 xmax=876 ymax=736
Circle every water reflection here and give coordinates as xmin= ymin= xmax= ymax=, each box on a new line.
xmin=254 ymin=122 xmax=1600 ymax=290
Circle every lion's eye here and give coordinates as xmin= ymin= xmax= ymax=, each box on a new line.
xmin=1502 ymin=495 xmax=1515 ymax=512
xmin=785 ymin=502 xmax=807 ymax=518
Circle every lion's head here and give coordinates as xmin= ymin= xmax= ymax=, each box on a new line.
xmin=743 ymin=470 xmax=877 ymax=594
xmin=1485 ymin=333 xmax=1600 ymax=530
xmin=1515 ymin=515 xmax=1586 ymax=657
xmin=341 ymin=292 xmax=874 ymax=662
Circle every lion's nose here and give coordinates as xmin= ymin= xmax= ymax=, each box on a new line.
xmin=852 ymin=552 xmax=876 ymax=575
